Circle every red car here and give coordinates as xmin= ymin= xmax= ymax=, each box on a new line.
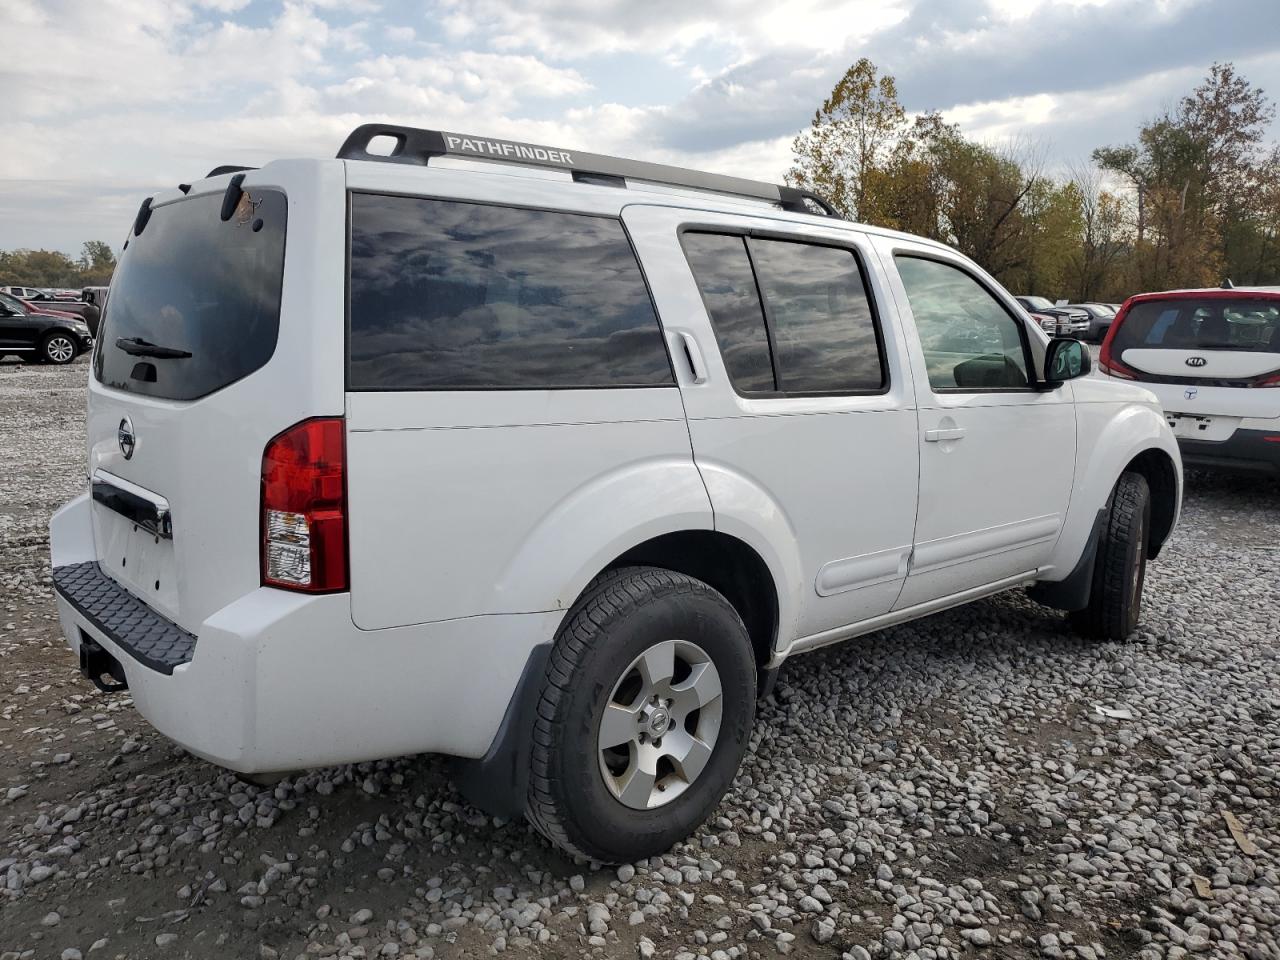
xmin=20 ymin=298 xmax=80 ymax=320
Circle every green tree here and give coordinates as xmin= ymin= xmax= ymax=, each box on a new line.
xmin=787 ymin=58 xmax=907 ymax=220
xmin=0 ymin=243 xmax=117 ymax=288
xmin=78 ymin=241 xmax=117 ymax=285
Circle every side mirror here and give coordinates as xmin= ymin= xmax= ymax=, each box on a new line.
xmin=1044 ymin=337 xmax=1091 ymax=384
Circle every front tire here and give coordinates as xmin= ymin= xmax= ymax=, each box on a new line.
xmin=1071 ymin=472 xmax=1150 ymax=641
xmin=526 ymin=566 xmax=757 ymax=863
xmin=41 ymin=332 xmax=77 ymax=364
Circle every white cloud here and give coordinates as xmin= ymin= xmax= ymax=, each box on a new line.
xmin=3 ymin=0 xmax=1279 ymax=254
xmin=434 ymin=0 xmax=909 ymax=60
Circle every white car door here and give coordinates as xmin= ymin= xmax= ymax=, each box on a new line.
xmin=624 ymin=206 xmax=920 ymax=642
xmin=875 ymin=240 xmax=1076 ymax=609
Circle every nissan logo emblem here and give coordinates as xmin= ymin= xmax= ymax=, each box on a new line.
xmin=118 ymin=416 xmax=136 ymax=460
xmin=1186 ymin=356 xmax=1208 ymax=367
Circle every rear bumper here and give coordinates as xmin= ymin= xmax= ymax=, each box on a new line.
xmin=50 ymin=492 xmax=559 ymax=773
xmin=1178 ymin=427 xmax=1280 ymax=474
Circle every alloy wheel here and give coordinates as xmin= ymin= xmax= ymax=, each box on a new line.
xmin=597 ymin=639 xmax=723 ymax=810
xmin=46 ymin=337 xmax=74 ymax=363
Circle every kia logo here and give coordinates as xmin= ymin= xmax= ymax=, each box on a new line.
xmin=1186 ymin=356 xmax=1208 ymax=367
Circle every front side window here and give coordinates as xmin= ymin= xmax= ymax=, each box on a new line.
xmin=347 ymin=195 xmax=672 ymax=390
xmin=895 ymin=256 xmax=1030 ymax=391
xmin=681 ymin=231 xmax=886 ymax=396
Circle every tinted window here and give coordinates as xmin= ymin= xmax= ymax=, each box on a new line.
xmin=896 ymin=256 xmax=1030 ymax=391
xmin=1112 ymin=298 xmax=1280 ymax=353
xmin=751 ymin=239 xmax=884 ymax=393
xmin=681 ymin=233 xmax=774 ymax=392
xmin=94 ymin=190 xmax=287 ymax=401
xmin=348 ymin=195 xmax=671 ymax=389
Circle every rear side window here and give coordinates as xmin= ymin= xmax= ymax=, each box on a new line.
xmin=347 ymin=195 xmax=672 ymax=390
xmin=681 ymin=231 xmax=886 ymax=395
xmin=895 ymin=255 xmax=1030 ymax=392
xmin=750 ymin=239 xmax=884 ymax=393
xmin=1113 ymin=298 xmax=1280 ymax=353
xmin=94 ymin=190 xmax=287 ymax=401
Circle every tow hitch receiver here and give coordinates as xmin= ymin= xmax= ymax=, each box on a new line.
xmin=79 ymin=633 xmax=128 ymax=693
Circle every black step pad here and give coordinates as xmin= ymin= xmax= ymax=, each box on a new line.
xmin=53 ymin=562 xmax=196 ymax=675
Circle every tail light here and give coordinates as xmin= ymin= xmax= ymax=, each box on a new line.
xmin=1250 ymin=370 xmax=1280 ymax=388
xmin=1097 ymin=313 xmax=1141 ymax=380
xmin=261 ymin=417 xmax=348 ymax=593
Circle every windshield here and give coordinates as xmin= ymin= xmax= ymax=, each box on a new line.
xmin=93 ymin=189 xmax=287 ymax=400
xmin=1021 ymin=296 xmax=1053 ymax=310
xmin=1113 ymin=298 xmax=1280 ymax=353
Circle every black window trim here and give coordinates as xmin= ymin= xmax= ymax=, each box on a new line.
xmin=344 ymin=189 xmax=677 ymax=393
xmin=892 ymin=250 xmax=1041 ymax=395
xmin=678 ymin=223 xmax=892 ymax=400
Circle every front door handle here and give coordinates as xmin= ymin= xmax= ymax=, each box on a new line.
xmin=925 ymin=427 xmax=966 ymax=442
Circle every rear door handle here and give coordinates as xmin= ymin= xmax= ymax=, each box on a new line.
xmin=924 ymin=427 xmax=966 ymax=442
xmin=676 ymin=331 xmax=707 ymax=385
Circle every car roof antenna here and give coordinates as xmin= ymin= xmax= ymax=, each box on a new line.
xmin=1223 ymin=277 xmax=1234 ymax=289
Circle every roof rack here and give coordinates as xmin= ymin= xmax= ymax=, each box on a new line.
xmin=336 ymin=123 xmax=841 ymax=218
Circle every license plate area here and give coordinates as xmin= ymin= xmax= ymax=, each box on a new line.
xmin=91 ymin=489 xmax=181 ymax=620
xmin=1166 ymin=413 xmax=1240 ymax=442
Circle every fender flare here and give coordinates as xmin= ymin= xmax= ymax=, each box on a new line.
xmin=484 ymin=457 xmax=715 ymax=620
xmin=1039 ymin=401 xmax=1181 ymax=588
xmin=694 ymin=460 xmax=807 ymax=653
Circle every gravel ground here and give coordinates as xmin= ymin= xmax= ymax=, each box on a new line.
xmin=2 ymin=356 xmax=1279 ymax=960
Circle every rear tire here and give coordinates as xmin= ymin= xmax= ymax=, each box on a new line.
xmin=1070 ymin=472 xmax=1150 ymax=641
xmin=41 ymin=332 xmax=77 ymax=365
xmin=525 ymin=566 xmax=756 ymax=863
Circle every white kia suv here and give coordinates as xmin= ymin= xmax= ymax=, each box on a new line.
xmin=50 ymin=125 xmax=1182 ymax=862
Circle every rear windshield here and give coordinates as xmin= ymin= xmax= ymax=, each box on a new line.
xmin=1113 ymin=298 xmax=1280 ymax=353
xmin=94 ymin=189 xmax=287 ymax=400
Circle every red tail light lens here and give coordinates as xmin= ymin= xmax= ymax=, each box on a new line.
xmin=261 ymin=417 xmax=348 ymax=593
xmin=1098 ymin=317 xmax=1141 ymax=380
xmin=1251 ymin=370 xmax=1280 ymax=388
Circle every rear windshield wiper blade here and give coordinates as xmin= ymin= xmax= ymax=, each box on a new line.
xmin=115 ymin=337 xmax=192 ymax=360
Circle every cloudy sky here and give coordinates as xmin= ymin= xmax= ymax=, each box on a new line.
xmin=3 ymin=0 xmax=1279 ymax=256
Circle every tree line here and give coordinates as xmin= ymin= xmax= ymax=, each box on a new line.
xmin=0 ymin=241 xmax=118 ymax=289
xmin=788 ymin=60 xmax=1280 ymax=302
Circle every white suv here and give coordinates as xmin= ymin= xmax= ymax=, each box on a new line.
xmin=50 ymin=125 xmax=1182 ymax=863
xmin=1099 ymin=288 xmax=1280 ymax=474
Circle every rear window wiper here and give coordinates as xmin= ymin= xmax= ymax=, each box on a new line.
xmin=115 ymin=337 xmax=192 ymax=360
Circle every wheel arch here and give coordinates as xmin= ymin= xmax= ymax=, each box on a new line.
xmin=1034 ymin=400 xmax=1182 ymax=604
xmin=1121 ymin=446 xmax=1179 ymax=559
xmin=605 ymin=530 xmax=780 ymax=672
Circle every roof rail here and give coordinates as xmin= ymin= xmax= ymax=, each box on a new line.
xmin=336 ymin=124 xmax=841 ymax=218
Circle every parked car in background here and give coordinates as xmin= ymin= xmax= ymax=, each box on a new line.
xmin=1066 ymin=302 xmax=1118 ymax=342
xmin=1100 ymin=287 xmax=1280 ymax=474
xmin=1016 ymin=296 xmax=1089 ymax=337
xmin=1 ymin=285 xmax=44 ymax=300
xmin=11 ymin=295 xmax=82 ymax=322
xmin=81 ymin=286 xmax=108 ymax=336
xmin=0 ymin=291 xmax=93 ymax=363
xmin=1028 ymin=311 xmax=1061 ymax=335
